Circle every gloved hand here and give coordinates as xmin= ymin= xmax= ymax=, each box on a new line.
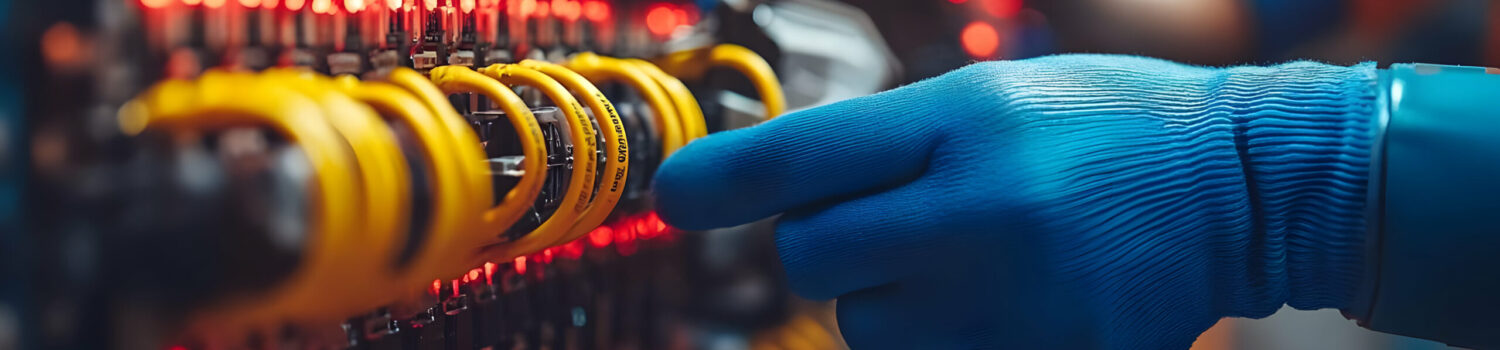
xmin=654 ymin=54 xmax=1379 ymax=348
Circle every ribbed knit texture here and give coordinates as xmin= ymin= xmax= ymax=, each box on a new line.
xmin=653 ymin=54 xmax=1378 ymax=349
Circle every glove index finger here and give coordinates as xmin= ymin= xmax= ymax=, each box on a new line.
xmin=652 ymin=89 xmax=946 ymax=230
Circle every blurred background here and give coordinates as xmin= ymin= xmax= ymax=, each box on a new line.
xmin=1 ymin=0 xmax=1490 ymax=349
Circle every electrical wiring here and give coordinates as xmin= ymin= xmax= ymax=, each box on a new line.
xmin=630 ymin=58 xmax=708 ymax=141
xmin=382 ymin=67 xmax=494 ymax=238
xmin=566 ymin=52 xmax=686 ymax=157
xmin=654 ymin=44 xmax=787 ymax=120
xmin=119 ymin=71 xmax=364 ymax=328
xmin=332 ymin=76 xmax=482 ymax=293
xmin=425 ymin=65 xmax=549 ymax=268
xmin=514 ymin=59 xmax=630 ymax=245
xmin=477 ymin=63 xmax=597 ymax=256
xmin=261 ymin=69 xmax=413 ymax=309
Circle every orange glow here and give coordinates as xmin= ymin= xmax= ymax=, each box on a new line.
xmin=182 ymin=0 xmax=202 ymax=6
xmin=468 ymin=268 xmax=481 ymax=282
xmin=483 ymin=262 xmax=497 ymax=283
xmin=285 ymin=0 xmax=306 ymax=11
xmin=141 ymin=0 xmax=172 ymax=8
xmin=514 ymin=256 xmax=528 ymax=275
xmin=41 ymin=23 xmax=85 ymax=68
xmin=311 ymin=0 xmax=331 ymax=13
xmin=645 ymin=4 xmax=678 ymax=36
xmin=553 ymin=0 xmax=580 ymax=21
xmin=459 ymin=0 xmax=474 ymax=13
xmin=534 ymin=1 xmax=549 ymax=18
xmin=345 ymin=0 xmax=364 ymax=12
xmin=982 ymin=0 xmax=1021 ymax=18
xmin=238 ymin=0 xmax=260 ymax=8
xmin=204 ymin=0 xmax=225 ymax=8
xmin=960 ymin=21 xmax=1000 ymax=58
xmin=516 ymin=0 xmax=536 ymax=17
xmin=582 ymin=0 xmax=609 ymax=21
xmin=261 ymin=0 xmax=278 ymax=9
xmin=588 ymin=226 xmax=613 ymax=247
xmin=450 ymin=280 xmax=460 ymax=297
xmin=422 ymin=0 xmax=436 ymax=10
xmin=386 ymin=0 xmax=400 ymax=10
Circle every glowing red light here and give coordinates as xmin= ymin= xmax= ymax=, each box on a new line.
xmin=310 ymin=0 xmax=331 ymax=13
xmin=451 ymin=280 xmax=460 ymax=297
xmin=345 ymin=0 xmax=365 ymax=12
xmin=459 ymin=0 xmax=474 ymax=13
xmin=422 ymin=0 xmax=436 ymax=10
xmin=981 ymin=0 xmax=1021 ymax=18
xmin=588 ymin=226 xmax=613 ymax=248
xmin=261 ymin=0 xmax=279 ymax=9
xmin=430 ymin=279 xmax=443 ymax=296
xmin=644 ymin=4 xmax=678 ymax=36
xmin=542 ymin=248 xmax=555 ymax=263
xmin=467 ymin=268 xmax=481 ymax=282
xmin=516 ymin=0 xmax=536 ymax=17
xmin=948 ymin=0 xmax=966 ymax=3
xmin=204 ymin=0 xmax=225 ymax=8
xmin=534 ymin=1 xmax=549 ymax=18
xmin=615 ymin=220 xmax=637 ymax=244
xmin=514 ymin=256 xmax=528 ymax=275
xmin=960 ymin=21 xmax=1000 ymax=59
xmin=554 ymin=0 xmax=580 ymax=21
xmin=386 ymin=0 xmax=400 ymax=9
xmin=561 ymin=239 xmax=586 ymax=259
xmin=141 ymin=0 xmax=171 ymax=9
xmin=168 ymin=346 xmax=188 ymax=350
xmin=237 ymin=0 xmax=259 ymax=8
xmin=182 ymin=0 xmax=202 ymax=6
xmin=483 ymin=262 xmax=497 ymax=283
xmin=285 ymin=0 xmax=306 ymax=10
xmin=582 ymin=0 xmax=610 ymax=21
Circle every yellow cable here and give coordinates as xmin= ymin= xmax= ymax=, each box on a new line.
xmin=426 ymin=65 xmax=549 ymax=266
xmin=333 ymin=76 xmax=483 ymax=291
xmin=261 ymin=69 xmax=411 ymax=309
xmin=125 ymin=71 xmax=363 ymax=327
xmin=630 ymin=58 xmax=708 ymax=141
xmin=477 ymin=63 xmax=596 ymax=256
xmin=566 ymin=52 xmax=686 ymax=157
xmin=514 ymin=59 xmax=630 ymax=245
xmin=655 ymin=44 xmax=787 ymax=120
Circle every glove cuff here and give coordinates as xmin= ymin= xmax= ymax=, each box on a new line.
xmin=1212 ymin=62 xmax=1381 ymax=316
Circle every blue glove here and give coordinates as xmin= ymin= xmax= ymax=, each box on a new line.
xmin=654 ymin=54 xmax=1380 ymax=348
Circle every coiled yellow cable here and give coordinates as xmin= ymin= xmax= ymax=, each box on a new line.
xmin=333 ymin=76 xmax=484 ymax=291
xmin=261 ymin=70 xmax=412 ymax=310
xmin=515 ymin=59 xmax=631 ymax=245
xmin=566 ymin=52 xmax=686 ymax=157
xmin=477 ymin=63 xmax=597 ymax=258
xmin=655 ymin=44 xmax=787 ymax=120
xmin=630 ymin=58 xmax=708 ymax=141
xmin=426 ymin=65 xmax=549 ymax=266
xmin=122 ymin=71 xmax=363 ymax=328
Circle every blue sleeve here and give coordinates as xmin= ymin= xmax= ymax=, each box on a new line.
xmin=1348 ymin=63 xmax=1500 ymax=349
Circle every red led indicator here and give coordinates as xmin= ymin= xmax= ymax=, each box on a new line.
xmin=961 ymin=21 xmax=1000 ymax=59
xmin=644 ymin=3 xmax=679 ymax=36
xmin=588 ymin=226 xmax=613 ymax=248
xmin=582 ymin=0 xmax=610 ymax=21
